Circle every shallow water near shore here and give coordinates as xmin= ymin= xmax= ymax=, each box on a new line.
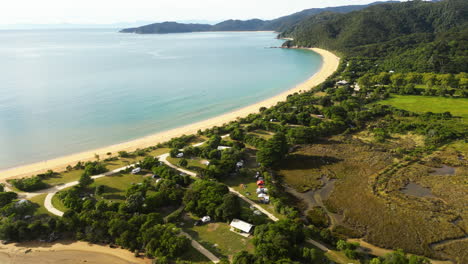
xmin=0 ymin=29 xmax=321 ymax=169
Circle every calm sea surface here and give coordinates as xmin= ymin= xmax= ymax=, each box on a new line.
xmin=0 ymin=29 xmax=322 ymax=169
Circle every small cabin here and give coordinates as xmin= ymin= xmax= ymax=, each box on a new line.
xmin=336 ymin=80 xmax=348 ymax=86
xmin=217 ymin=146 xmax=231 ymax=151
xmin=230 ymin=219 xmax=254 ymax=237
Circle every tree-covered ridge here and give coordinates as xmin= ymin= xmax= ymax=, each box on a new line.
xmin=119 ymin=1 xmax=397 ymax=34
xmin=282 ymin=0 xmax=468 ymax=73
xmin=120 ymin=22 xmax=212 ymax=34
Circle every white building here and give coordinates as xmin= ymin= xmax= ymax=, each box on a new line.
xmin=230 ymin=219 xmax=254 ymax=237
xmin=217 ymin=146 xmax=231 ymax=151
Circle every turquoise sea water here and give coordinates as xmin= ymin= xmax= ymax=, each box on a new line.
xmin=0 ymin=29 xmax=322 ymax=169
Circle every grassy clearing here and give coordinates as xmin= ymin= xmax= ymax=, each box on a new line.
xmin=93 ymin=173 xmax=147 ymax=201
xmin=248 ymin=129 xmax=274 ymax=140
xmin=29 ymin=193 xmax=52 ymax=216
xmin=167 ymin=156 xmax=207 ymax=171
xmin=325 ymin=250 xmax=361 ymax=264
xmin=378 ymin=95 xmax=468 ymax=119
xmin=182 ymin=213 xmax=254 ymax=260
xmin=42 ymin=170 xmax=82 ymax=186
xmin=51 ymin=193 xmax=68 ymax=212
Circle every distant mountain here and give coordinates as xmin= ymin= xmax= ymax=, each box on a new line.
xmin=119 ymin=1 xmax=399 ymax=34
xmin=120 ymin=22 xmax=212 ymax=34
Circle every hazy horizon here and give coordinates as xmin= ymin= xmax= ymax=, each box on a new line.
xmin=0 ymin=0 xmax=403 ymax=29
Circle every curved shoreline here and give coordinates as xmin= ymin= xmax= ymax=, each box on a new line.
xmin=0 ymin=48 xmax=340 ymax=180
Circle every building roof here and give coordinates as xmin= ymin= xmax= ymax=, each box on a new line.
xmin=217 ymin=146 xmax=231 ymax=150
xmin=230 ymin=219 xmax=254 ymax=233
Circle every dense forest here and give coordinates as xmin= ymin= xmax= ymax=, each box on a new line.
xmin=281 ymin=0 xmax=467 ymax=73
xmin=120 ymin=1 xmax=397 ymax=34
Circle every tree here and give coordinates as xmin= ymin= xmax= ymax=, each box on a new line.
xmin=140 ymin=156 xmax=159 ymax=170
xmin=233 ymin=251 xmax=256 ymax=264
xmin=79 ymin=173 xmax=93 ymax=187
xmin=0 ymin=192 xmax=18 ymax=207
xmin=118 ymin=151 xmax=130 ymax=158
xmin=257 ymin=133 xmax=289 ymax=168
xmin=423 ymin=73 xmax=437 ymax=88
xmin=178 ymin=158 xmax=188 ymax=168
xmin=216 ymin=193 xmax=240 ymax=220
xmin=230 ymin=128 xmax=245 ymax=141
xmin=390 ymin=73 xmax=406 ymax=87
xmin=170 ymin=148 xmax=179 ymax=158
xmin=183 ymin=180 xmax=232 ymax=220
xmin=95 ymin=185 xmax=105 ymax=196
xmin=358 ymin=73 xmax=373 ymax=88
xmin=373 ymin=72 xmax=391 ymax=85
xmin=287 ymin=127 xmax=318 ymax=144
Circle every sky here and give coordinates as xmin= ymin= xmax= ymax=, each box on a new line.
xmin=0 ymin=0 xmax=403 ymax=27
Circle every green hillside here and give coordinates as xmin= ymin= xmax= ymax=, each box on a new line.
xmin=281 ymin=0 xmax=467 ymax=73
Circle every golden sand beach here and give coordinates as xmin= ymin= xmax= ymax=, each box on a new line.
xmin=0 ymin=240 xmax=150 ymax=264
xmin=0 ymin=48 xmax=339 ymax=181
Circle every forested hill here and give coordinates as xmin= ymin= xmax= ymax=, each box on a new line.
xmin=119 ymin=22 xmax=212 ymax=34
xmin=119 ymin=1 xmax=397 ymax=34
xmin=281 ymin=0 xmax=467 ymax=73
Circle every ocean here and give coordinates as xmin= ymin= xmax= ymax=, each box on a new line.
xmin=0 ymin=29 xmax=322 ymax=169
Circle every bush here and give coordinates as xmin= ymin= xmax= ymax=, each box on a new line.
xmin=306 ymin=207 xmax=330 ymax=228
xmin=178 ymin=159 xmax=188 ymax=168
xmin=10 ymin=176 xmax=48 ymax=192
xmin=118 ymin=151 xmax=130 ymax=158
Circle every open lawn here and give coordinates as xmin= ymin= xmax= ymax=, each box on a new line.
xmin=42 ymin=169 xmax=83 ymax=186
xmin=29 ymin=193 xmax=52 ymax=216
xmin=93 ymin=173 xmax=147 ymax=201
xmin=167 ymin=156 xmax=207 ymax=172
xmin=378 ymin=95 xmax=468 ymax=119
xmin=182 ymin=213 xmax=254 ymax=260
xmin=52 ymin=193 xmax=68 ymax=212
xmin=248 ymin=129 xmax=274 ymax=140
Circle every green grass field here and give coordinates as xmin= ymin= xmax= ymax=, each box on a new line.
xmin=248 ymin=129 xmax=274 ymax=140
xmin=182 ymin=213 xmax=254 ymax=259
xmin=29 ymin=193 xmax=52 ymax=216
xmin=94 ymin=173 xmax=146 ymax=201
xmin=378 ymin=95 xmax=468 ymax=119
xmin=167 ymin=156 xmax=207 ymax=171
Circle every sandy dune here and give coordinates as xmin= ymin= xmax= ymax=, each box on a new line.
xmin=0 ymin=48 xmax=340 ymax=181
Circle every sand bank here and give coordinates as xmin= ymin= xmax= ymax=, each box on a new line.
xmin=0 ymin=240 xmax=150 ymax=264
xmin=0 ymin=48 xmax=340 ymax=180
